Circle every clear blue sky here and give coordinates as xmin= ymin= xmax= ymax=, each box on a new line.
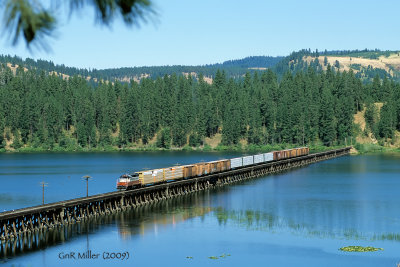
xmin=1 ymin=0 xmax=399 ymax=69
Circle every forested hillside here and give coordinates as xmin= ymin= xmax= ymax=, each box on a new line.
xmin=1 ymin=61 xmax=399 ymax=152
xmin=274 ymin=49 xmax=400 ymax=83
xmin=2 ymin=49 xmax=398 ymax=84
xmin=0 ymin=55 xmax=283 ymax=82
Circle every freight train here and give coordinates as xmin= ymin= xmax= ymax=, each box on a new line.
xmin=116 ymin=147 xmax=309 ymax=190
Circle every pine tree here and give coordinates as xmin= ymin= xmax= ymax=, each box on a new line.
xmin=378 ymin=102 xmax=396 ymax=139
xmin=319 ymin=84 xmax=336 ymax=146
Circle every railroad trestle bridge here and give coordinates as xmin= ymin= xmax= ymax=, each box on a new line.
xmin=0 ymin=147 xmax=350 ymax=243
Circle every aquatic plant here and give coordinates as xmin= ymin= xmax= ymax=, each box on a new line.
xmin=208 ymin=253 xmax=231 ymax=260
xmin=339 ymin=246 xmax=383 ymax=252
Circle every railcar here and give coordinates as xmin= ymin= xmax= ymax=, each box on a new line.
xmin=116 ymin=173 xmax=141 ymax=190
xmin=116 ymin=147 xmax=309 ymax=190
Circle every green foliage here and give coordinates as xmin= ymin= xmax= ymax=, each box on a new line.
xmin=156 ymin=127 xmax=171 ymax=149
xmin=0 ymin=134 xmax=5 ymax=149
xmin=0 ymin=54 xmax=282 ymax=82
xmin=59 ymin=134 xmax=79 ymax=150
xmin=350 ymin=64 xmax=361 ymax=71
xmin=354 ymin=143 xmax=385 ymax=154
xmin=3 ymin=0 xmax=154 ymax=47
xmin=378 ymin=102 xmax=396 ymax=139
xmin=324 ymin=49 xmax=395 ymax=59
xmin=11 ymin=130 xmax=22 ymax=149
xmin=323 ymin=56 xmax=328 ymax=66
xmin=4 ymin=0 xmax=56 ymax=46
xmin=319 ymin=84 xmax=336 ymax=146
xmin=189 ymin=133 xmax=202 ymax=147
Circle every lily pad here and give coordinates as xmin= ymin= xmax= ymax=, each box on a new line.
xmin=208 ymin=256 xmax=219 ymax=259
xmin=186 ymin=256 xmax=193 ymax=259
xmin=339 ymin=246 xmax=383 ymax=252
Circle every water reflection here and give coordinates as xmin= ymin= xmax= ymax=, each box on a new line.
xmin=212 ymin=207 xmax=400 ymax=242
xmin=0 ymin=216 xmax=111 ymax=259
xmin=116 ymin=195 xmax=213 ymax=239
xmin=3 ymin=187 xmax=400 ymax=260
xmin=0 ymin=191 xmax=213 ymax=259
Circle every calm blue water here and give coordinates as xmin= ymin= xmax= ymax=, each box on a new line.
xmin=0 ymin=151 xmax=243 ymax=211
xmin=1 ymin=153 xmax=400 ymax=266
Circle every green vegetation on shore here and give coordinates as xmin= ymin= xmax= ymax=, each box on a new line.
xmin=0 ymin=143 xmax=346 ymax=154
xmin=353 ymin=143 xmax=400 ymax=154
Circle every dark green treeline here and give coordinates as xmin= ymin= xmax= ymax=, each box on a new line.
xmin=0 ymin=64 xmax=399 ymax=151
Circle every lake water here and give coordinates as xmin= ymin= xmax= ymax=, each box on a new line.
xmin=1 ymin=152 xmax=400 ymax=266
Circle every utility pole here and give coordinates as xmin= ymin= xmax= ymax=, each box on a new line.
xmin=82 ymin=175 xmax=92 ymax=197
xmin=40 ymin=181 xmax=48 ymax=205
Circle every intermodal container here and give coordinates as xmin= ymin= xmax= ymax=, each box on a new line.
xmin=164 ymin=166 xmax=184 ymax=181
xmin=139 ymin=171 xmax=154 ymax=185
xmin=153 ymin=169 xmax=164 ymax=183
xmin=263 ymin=152 xmax=274 ymax=162
xmin=254 ymin=154 xmax=264 ymax=164
xmin=230 ymin=157 xmax=242 ymax=169
xmin=243 ymin=156 xmax=254 ymax=166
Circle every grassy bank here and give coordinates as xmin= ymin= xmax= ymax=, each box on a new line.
xmin=353 ymin=143 xmax=400 ymax=154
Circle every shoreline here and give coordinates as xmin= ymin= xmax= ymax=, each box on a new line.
xmin=1 ymin=142 xmax=398 ymax=155
xmin=1 ymin=144 xmax=395 ymax=154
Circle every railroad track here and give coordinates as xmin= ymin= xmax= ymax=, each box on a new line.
xmin=0 ymin=147 xmax=351 ymax=243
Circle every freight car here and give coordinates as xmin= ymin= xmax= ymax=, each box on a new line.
xmin=116 ymin=147 xmax=309 ymax=190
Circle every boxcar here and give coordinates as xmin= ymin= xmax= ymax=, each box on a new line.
xmin=138 ymin=170 xmax=154 ymax=185
xmin=183 ymin=165 xmax=195 ymax=178
xmin=218 ymin=159 xmax=231 ymax=171
xmin=264 ymin=152 xmax=274 ymax=162
xmin=274 ymin=151 xmax=282 ymax=160
xmin=243 ymin=156 xmax=254 ymax=166
xmin=194 ymin=163 xmax=211 ymax=176
xmin=204 ymin=163 xmax=211 ymax=175
xmin=254 ymin=154 xmax=264 ymax=164
xmin=153 ymin=169 xmax=164 ymax=183
xmin=209 ymin=161 xmax=220 ymax=174
xmin=164 ymin=166 xmax=184 ymax=181
xmin=193 ymin=163 xmax=203 ymax=176
xmin=230 ymin=157 xmax=243 ymax=169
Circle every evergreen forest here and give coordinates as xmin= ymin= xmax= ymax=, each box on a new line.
xmin=1 ymin=62 xmax=399 ymax=152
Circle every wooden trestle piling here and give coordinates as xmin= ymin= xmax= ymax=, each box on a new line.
xmin=0 ymin=147 xmax=350 ymax=244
